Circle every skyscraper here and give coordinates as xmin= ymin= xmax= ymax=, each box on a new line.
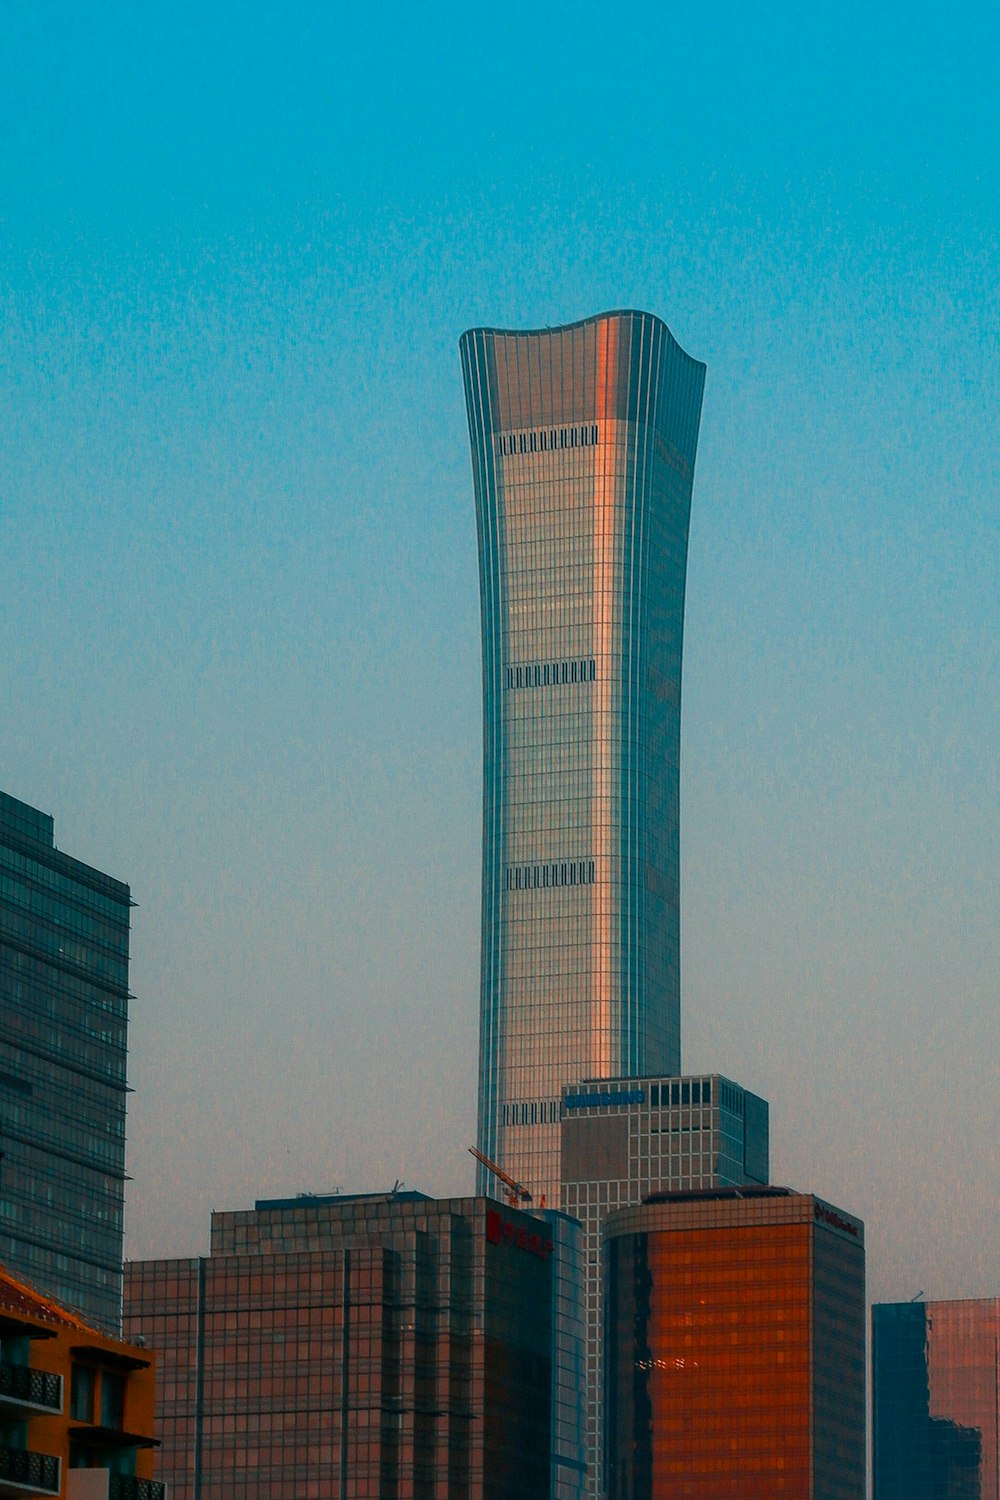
xmin=873 ymin=1297 xmax=1000 ymax=1500
xmin=0 ymin=790 xmax=130 ymax=1330
xmin=460 ymin=311 xmax=706 ymax=1207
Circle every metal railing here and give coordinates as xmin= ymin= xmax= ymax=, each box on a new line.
xmin=108 ymin=1477 xmax=166 ymax=1500
xmin=0 ymin=1363 xmax=62 ymax=1412
xmin=0 ymin=1447 xmax=60 ymax=1495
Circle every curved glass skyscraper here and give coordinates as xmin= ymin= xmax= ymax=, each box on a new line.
xmin=461 ymin=311 xmax=706 ymax=1207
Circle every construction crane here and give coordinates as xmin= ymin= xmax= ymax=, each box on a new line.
xmin=468 ymin=1146 xmax=535 ymax=1208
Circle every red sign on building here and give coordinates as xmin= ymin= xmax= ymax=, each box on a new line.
xmin=486 ymin=1209 xmax=553 ymax=1259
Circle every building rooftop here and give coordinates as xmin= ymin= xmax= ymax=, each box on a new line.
xmin=0 ymin=1262 xmax=99 ymax=1333
xmin=643 ymin=1185 xmax=794 ymax=1206
xmin=253 ymin=1189 xmax=432 ymax=1212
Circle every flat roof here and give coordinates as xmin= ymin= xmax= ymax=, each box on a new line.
xmin=253 ymin=1190 xmax=432 ymax=1212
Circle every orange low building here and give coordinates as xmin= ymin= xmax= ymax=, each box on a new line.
xmin=0 ymin=1265 xmax=162 ymax=1500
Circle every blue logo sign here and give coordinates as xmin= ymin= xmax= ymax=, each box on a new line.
xmin=564 ymin=1089 xmax=645 ymax=1110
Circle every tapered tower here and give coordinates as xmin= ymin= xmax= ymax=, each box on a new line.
xmin=461 ymin=311 xmax=705 ymax=1206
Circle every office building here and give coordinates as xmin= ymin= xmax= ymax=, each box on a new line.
xmin=460 ymin=311 xmax=706 ymax=1208
xmin=604 ymin=1187 xmax=865 ymax=1500
xmin=873 ymin=1296 xmax=1000 ymax=1500
xmin=125 ymin=1190 xmax=586 ymax=1500
xmin=0 ymin=1260 xmax=160 ymax=1500
xmin=560 ymin=1074 xmax=769 ymax=1500
xmin=0 ymin=791 xmax=131 ymax=1331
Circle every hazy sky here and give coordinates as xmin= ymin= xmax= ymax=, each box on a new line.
xmin=1 ymin=2 xmax=996 ymax=1305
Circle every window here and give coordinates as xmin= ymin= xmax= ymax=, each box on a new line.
xmin=505 ymin=658 xmax=596 ymax=690
xmin=497 ymin=423 xmax=600 ymax=456
xmin=504 ymin=859 xmax=596 ymax=891
xmin=100 ymin=1371 xmax=125 ymax=1429
xmin=70 ymin=1364 xmax=94 ymax=1422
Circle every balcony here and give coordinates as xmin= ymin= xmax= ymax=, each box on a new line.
xmin=0 ymin=1364 xmax=63 ymax=1417
xmin=0 ymin=1447 xmax=60 ymax=1498
xmin=67 ymin=1475 xmax=166 ymax=1500
xmin=108 ymin=1479 xmax=165 ymax=1500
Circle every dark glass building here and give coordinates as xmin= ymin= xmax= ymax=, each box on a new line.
xmin=0 ymin=791 xmax=130 ymax=1331
xmin=461 ymin=312 xmax=706 ymax=1210
xmin=873 ymin=1297 xmax=999 ymax=1500
xmin=560 ymin=1074 xmax=769 ymax=1500
xmin=125 ymin=1190 xmax=586 ymax=1500
xmin=603 ymin=1187 xmax=866 ymax=1500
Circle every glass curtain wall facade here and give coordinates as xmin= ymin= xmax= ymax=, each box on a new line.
xmin=873 ymin=1297 xmax=1000 ymax=1500
xmin=0 ymin=791 xmax=130 ymax=1331
xmin=604 ymin=1189 xmax=866 ymax=1500
xmin=560 ymin=1074 xmax=769 ymax=1500
xmin=125 ymin=1191 xmax=586 ymax=1500
xmin=460 ymin=311 xmax=706 ymax=1208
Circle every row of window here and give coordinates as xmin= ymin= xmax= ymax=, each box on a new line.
xmin=502 ymin=1100 xmax=560 ymax=1126
xmin=649 ymin=1080 xmax=712 ymax=1108
xmin=0 ymin=844 xmax=130 ymax=923
xmin=0 ymin=874 xmax=128 ymax=955
xmin=497 ymin=424 xmax=599 ymax=456
xmin=504 ymin=860 xmax=596 ymax=891
xmin=498 ymin=1083 xmax=718 ymax=1128
xmin=0 ymin=906 xmax=129 ymax=988
xmin=0 ymin=947 xmax=129 ymax=1018
xmin=557 ymin=1081 xmax=714 ymax=1116
xmin=720 ymin=1082 xmax=744 ymax=1115
xmin=505 ymin=659 xmax=596 ymax=689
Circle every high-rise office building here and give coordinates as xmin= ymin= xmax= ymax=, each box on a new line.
xmin=460 ymin=311 xmax=706 ymax=1208
xmin=125 ymin=1190 xmax=586 ymax=1500
xmin=0 ymin=791 xmax=130 ymax=1331
xmin=873 ymin=1296 xmax=1000 ymax=1500
xmin=560 ymin=1074 xmax=769 ymax=1500
xmin=604 ymin=1187 xmax=866 ymax=1500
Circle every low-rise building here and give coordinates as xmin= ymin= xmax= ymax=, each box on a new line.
xmin=0 ymin=1262 xmax=161 ymax=1500
xmin=126 ymin=1190 xmax=584 ymax=1500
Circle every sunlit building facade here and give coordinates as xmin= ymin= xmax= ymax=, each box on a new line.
xmin=460 ymin=311 xmax=706 ymax=1208
xmin=604 ymin=1187 xmax=866 ymax=1500
xmin=0 ymin=790 xmax=130 ymax=1332
xmin=125 ymin=1189 xmax=586 ymax=1500
xmin=873 ymin=1297 xmax=1000 ymax=1500
xmin=561 ymin=1074 xmax=769 ymax=1500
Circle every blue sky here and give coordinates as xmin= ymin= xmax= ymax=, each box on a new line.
xmin=1 ymin=1 xmax=996 ymax=1302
